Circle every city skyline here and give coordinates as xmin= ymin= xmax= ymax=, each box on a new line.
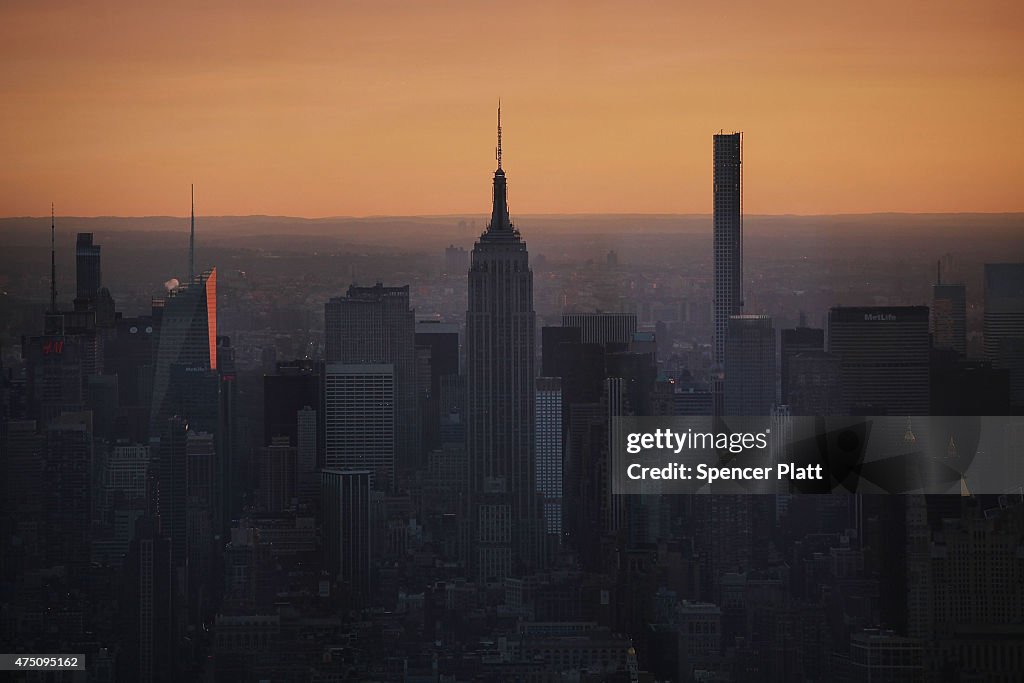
xmin=2 ymin=0 xmax=1022 ymax=217
xmin=3 ymin=107 xmax=1022 ymax=681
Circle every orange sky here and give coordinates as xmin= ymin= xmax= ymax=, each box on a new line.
xmin=1 ymin=0 xmax=1022 ymax=217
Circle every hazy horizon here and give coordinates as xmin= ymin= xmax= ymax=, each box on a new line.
xmin=2 ymin=0 xmax=1022 ymax=216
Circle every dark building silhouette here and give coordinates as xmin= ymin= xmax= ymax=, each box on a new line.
xmin=713 ymin=132 xmax=743 ymax=368
xmin=416 ymin=321 xmax=461 ymax=453
xmin=724 ymin=314 xmax=775 ymax=416
xmin=154 ymin=415 xmax=187 ymax=552
xmin=216 ymin=336 xmax=238 ymax=533
xmin=788 ymin=350 xmax=845 ymax=416
xmin=263 ymin=359 xmax=321 ymax=448
xmin=828 ymin=306 xmax=931 ymax=415
xmin=930 ymin=350 xmax=1011 ymax=416
xmin=119 ymin=515 xmax=175 ymax=683
xmin=75 ymin=232 xmax=101 ymax=305
xmin=105 ymin=310 xmax=159 ymax=438
xmin=185 ymin=429 xmax=216 ymax=623
xmin=444 ymin=244 xmax=469 ymax=276
xmin=44 ymin=411 xmax=93 ymax=574
xmin=561 ymin=312 xmax=637 ymax=345
xmin=466 ymin=106 xmax=539 ymax=581
xmin=322 ymin=469 xmax=372 ymax=606
xmin=325 ymin=283 xmax=419 ymax=482
xmin=22 ymin=331 xmax=86 ymax=426
xmin=150 ymin=269 xmax=217 ymax=435
xmin=780 ymin=325 xmax=824 ymax=405
xmin=984 ymin=263 xmax=1024 ymax=407
xmin=932 ymin=272 xmax=966 ymax=357
xmin=258 ymin=436 xmax=296 ymax=513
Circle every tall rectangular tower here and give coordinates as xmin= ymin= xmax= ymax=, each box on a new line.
xmin=828 ymin=306 xmax=930 ymax=415
xmin=535 ymin=377 xmax=563 ymax=539
xmin=324 ymin=363 xmax=395 ymax=484
xmin=466 ymin=106 xmax=539 ymax=582
xmin=724 ymin=314 xmax=776 ymax=416
xmin=325 ymin=284 xmax=419 ymax=481
xmin=321 ymin=469 xmax=372 ymax=606
xmin=149 ymin=269 xmax=217 ymax=436
xmin=713 ymin=132 xmax=743 ymax=368
xmin=780 ymin=325 xmax=824 ymax=405
xmin=75 ymin=232 xmax=101 ymax=305
xmin=983 ymin=263 xmax=1024 ymax=407
xmin=932 ymin=282 xmax=967 ymax=357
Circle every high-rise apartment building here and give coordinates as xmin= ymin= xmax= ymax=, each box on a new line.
xmin=713 ymin=132 xmax=743 ymax=368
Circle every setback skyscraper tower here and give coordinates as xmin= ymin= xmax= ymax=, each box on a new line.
xmin=466 ymin=105 xmax=539 ymax=582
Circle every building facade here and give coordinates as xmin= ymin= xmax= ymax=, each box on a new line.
xmin=466 ymin=107 xmax=539 ymax=582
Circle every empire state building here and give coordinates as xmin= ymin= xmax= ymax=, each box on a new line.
xmin=466 ymin=106 xmax=539 ymax=582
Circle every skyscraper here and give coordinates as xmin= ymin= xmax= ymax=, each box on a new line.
xmin=828 ymin=306 xmax=931 ymax=415
xmin=724 ymin=314 xmax=776 ymax=416
xmin=75 ymin=232 xmax=101 ymax=305
xmin=263 ymin=359 xmax=321 ymax=448
xmin=787 ymin=351 xmax=845 ymax=416
xmin=322 ymin=469 xmax=372 ymax=605
xmin=149 ymin=270 xmax=217 ymax=435
xmin=713 ymin=132 xmax=743 ymax=368
xmin=416 ymin=321 xmax=461 ymax=454
xmin=44 ymin=411 xmax=93 ymax=574
xmin=535 ymin=377 xmax=563 ymax=540
xmin=983 ymin=264 xmax=1024 ymax=358
xmin=324 ymin=363 xmax=395 ymax=484
xmin=258 ymin=436 xmax=296 ymax=513
xmin=185 ymin=429 xmax=216 ymax=622
xmin=325 ymin=283 xmax=419 ymax=480
xmin=561 ymin=313 xmax=638 ymax=346
xmin=932 ymin=263 xmax=966 ymax=356
xmin=780 ymin=324 xmax=824 ymax=405
xmin=466 ymin=105 xmax=538 ymax=582
xmin=983 ymin=263 xmax=1024 ymax=407
xmin=296 ymin=407 xmax=318 ymax=504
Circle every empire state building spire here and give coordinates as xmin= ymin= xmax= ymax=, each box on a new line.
xmin=488 ymin=102 xmax=512 ymax=234
xmin=496 ymin=99 xmax=502 ymax=171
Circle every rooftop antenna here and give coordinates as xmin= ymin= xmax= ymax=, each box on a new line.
xmin=189 ymin=184 xmax=195 ymax=282
xmin=496 ymin=99 xmax=502 ymax=171
xmin=936 ymin=259 xmax=941 ymax=285
xmin=50 ymin=202 xmax=57 ymax=313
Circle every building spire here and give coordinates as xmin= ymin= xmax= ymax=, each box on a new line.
xmin=50 ymin=202 xmax=58 ymax=313
xmin=496 ymin=99 xmax=502 ymax=171
xmin=189 ymin=183 xmax=195 ymax=283
xmin=487 ymin=103 xmax=512 ymax=234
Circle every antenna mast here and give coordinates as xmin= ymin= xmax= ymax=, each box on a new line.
xmin=189 ymin=184 xmax=195 ymax=282
xmin=50 ymin=203 xmax=57 ymax=313
xmin=496 ymin=100 xmax=502 ymax=170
